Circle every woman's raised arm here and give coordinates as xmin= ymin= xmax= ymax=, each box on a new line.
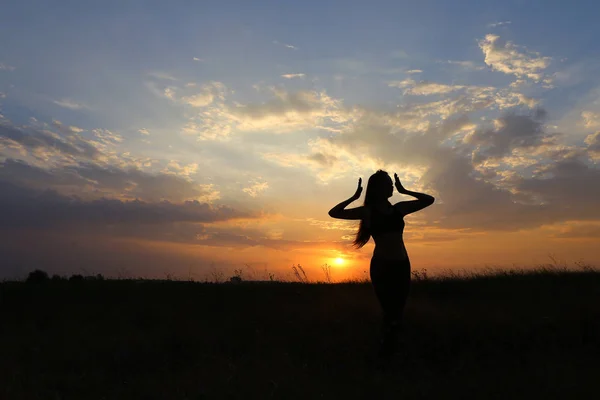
xmin=328 ymin=178 xmax=365 ymax=220
xmin=393 ymin=173 xmax=434 ymax=216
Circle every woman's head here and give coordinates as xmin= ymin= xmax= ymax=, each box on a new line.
xmin=364 ymin=170 xmax=393 ymax=205
xmin=353 ymin=170 xmax=393 ymax=248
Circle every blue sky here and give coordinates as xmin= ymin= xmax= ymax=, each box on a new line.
xmin=1 ymin=0 xmax=600 ymax=279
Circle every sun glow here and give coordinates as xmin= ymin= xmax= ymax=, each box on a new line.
xmin=334 ymin=257 xmax=345 ymax=266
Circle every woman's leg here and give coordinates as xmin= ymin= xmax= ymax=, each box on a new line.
xmin=370 ymin=257 xmax=411 ymax=355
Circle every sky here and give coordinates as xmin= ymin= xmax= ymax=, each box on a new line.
xmin=1 ymin=0 xmax=600 ymax=281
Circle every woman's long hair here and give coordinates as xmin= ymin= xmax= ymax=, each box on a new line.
xmin=353 ymin=170 xmax=391 ymax=248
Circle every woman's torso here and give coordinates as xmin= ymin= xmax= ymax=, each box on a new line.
xmin=367 ymin=203 xmax=408 ymax=261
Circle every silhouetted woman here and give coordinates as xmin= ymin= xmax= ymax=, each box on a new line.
xmin=328 ymin=170 xmax=434 ymax=357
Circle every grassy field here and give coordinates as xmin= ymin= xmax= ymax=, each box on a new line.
xmin=1 ymin=267 xmax=599 ymax=399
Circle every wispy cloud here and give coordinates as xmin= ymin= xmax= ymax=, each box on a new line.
xmin=51 ymin=120 xmax=84 ymax=134
xmin=0 ymin=63 xmax=16 ymax=71
xmin=389 ymin=79 xmax=483 ymax=96
xmin=445 ymin=60 xmax=486 ymax=71
xmin=52 ymin=99 xmax=89 ymax=110
xmin=147 ymin=71 xmax=178 ymax=81
xmin=273 ymin=40 xmax=298 ymax=50
xmin=281 ymin=73 xmax=306 ymax=79
xmin=394 ymin=80 xmax=466 ymax=96
xmin=487 ymin=21 xmax=512 ymax=28
xmin=156 ymin=81 xmax=226 ymax=109
xmin=405 ymin=69 xmax=423 ymax=74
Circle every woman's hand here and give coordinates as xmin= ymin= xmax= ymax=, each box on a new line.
xmin=394 ymin=173 xmax=407 ymax=194
xmin=351 ymin=177 xmax=363 ymax=200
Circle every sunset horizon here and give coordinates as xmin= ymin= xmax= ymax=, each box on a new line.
xmin=2 ymin=1 xmax=600 ymax=282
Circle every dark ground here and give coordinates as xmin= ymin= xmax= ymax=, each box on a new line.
xmin=1 ymin=268 xmax=599 ymax=399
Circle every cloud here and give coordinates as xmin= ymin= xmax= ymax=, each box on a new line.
xmin=92 ymin=128 xmax=123 ymax=146
xmin=138 ymin=128 xmax=150 ymax=135
xmin=163 ymin=87 xmax=177 ymax=100
xmin=388 ymin=80 xmax=537 ymax=118
xmin=0 ymin=120 xmax=101 ymax=161
xmin=585 ymin=131 xmax=600 ymax=149
xmin=162 ymin=161 xmax=199 ymax=178
xmin=302 ymin=218 xmax=356 ymax=232
xmin=0 ymin=172 xmax=339 ymax=256
xmin=502 ymin=93 xmax=539 ymax=109
xmin=234 ymin=90 xmax=324 ymax=117
xmin=318 ymin=104 xmax=600 ymax=231
xmin=465 ymin=109 xmax=553 ymax=162
xmin=76 ymin=163 xmax=220 ymax=202
xmin=182 ymin=92 xmax=215 ymax=107
xmin=515 ymin=156 xmax=600 ymax=216
xmin=259 ymin=138 xmax=359 ymax=183
xmin=0 ymin=180 xmax=250 ymax=230
xmin=147 ymin=71 xmax=178 ymax=81
xmin=52 ymin=99 xmax=89 ymax=110
xmin=478 ymin=34 xmax=551 ymax=82
xmin=421 ymin=146 xmax=600 ymax=232
xmin=323 ymin=116 xmax=530 ymax=231
xmin=273 ymin=40 xmax=298 ymax=50
xmin=242 ymin=179 xmax=269 ymax=197
xmin=551 ymin=223 xmax=600 ymax=239
xmin=182 ymin=105 xmax=234 ymax=141
xmin=0 ymin=62 xmax=15 ymax=71
xmin=581 ymin=111 xmax=600 ymax=128
xmin=325 ymin=112 xmax=472 ymax=168
xmin=174 ymin=72 xmax=536 ymax=146
xmin=281 ymin=73 xmax=306 ymax=79
xmin=388 ymin=78 xmax=416 ymax=89
xmin=0 ymin=158 xmax=219 ymax=203
xmin=405 ymin=69 xmax=423 ymax=74
xmin=445 ymin=60 xmax=486 ymax=71
xmin=487 ymin=21 xmax=512 ymax=28
xmin=227 ymin=89 xmax=351 ymax=133
xmin=403 ymin=81 xmax=466 ymax=96
xmin=584 ymin=132 xmax=600 ymax=160
xmin=169 ymin=81 xmax=225 ymax=108
xmin=193 ymin=57 xmax=203 ymax=62
xmin=51 ymin=120 xmax=84 ymax=134
xmin=307 ymin=152 xmax=339 ymax=167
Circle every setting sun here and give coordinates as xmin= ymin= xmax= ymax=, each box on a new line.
xmin=334 ymin=257 xmax=345 ymax=266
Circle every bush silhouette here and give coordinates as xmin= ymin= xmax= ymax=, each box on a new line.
xmin=26 ymin=269 xmax=50 ymax=283
xmin=69 ymin=274 xmax=84 ymax=282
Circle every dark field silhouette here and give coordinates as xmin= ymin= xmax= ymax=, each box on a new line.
xmin=1 ymin=267 xmax=599 ymax=399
